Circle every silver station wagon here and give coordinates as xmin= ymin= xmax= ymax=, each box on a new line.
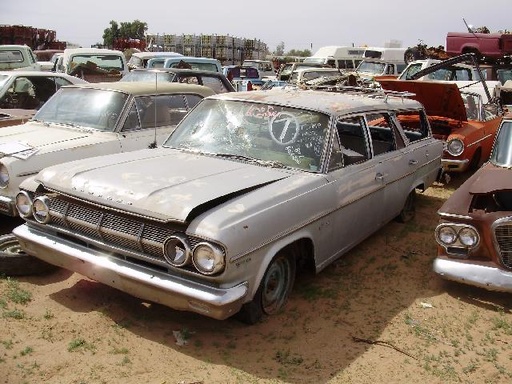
xmin=13 ymin=88 xmax=443 ymax=323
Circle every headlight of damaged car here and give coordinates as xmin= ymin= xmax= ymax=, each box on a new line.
xmin=0 ymin=163 xmax=9 ymax=189
xmin=436 ymin=224 xmax=479 ymax=248
xmin=193 ymin=242 xmax=225 ymax=275
xmin=446 ymin=139 xmax=464 ymax=156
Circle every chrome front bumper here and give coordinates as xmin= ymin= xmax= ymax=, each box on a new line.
xmin=13 ymin=224 xmax=248 ymax=320
xmin=441 ymin=158 xmax=469 ymax=173
xmin=433 ymin=257 xmax=512 ymax=292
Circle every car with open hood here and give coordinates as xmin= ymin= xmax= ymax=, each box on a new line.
xmin=13 ymin=87 xmax=442 ymax=322
xmin=378 ymin=78 xmax=503 ymax=173
xmin=0 ymin=81 xmax=214 ymax=218
xmin=433 ymin=115 xmax=512 ymax=291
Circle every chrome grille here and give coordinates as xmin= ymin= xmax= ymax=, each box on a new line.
xmin=46 ymin=195 xmax=187 ymax=262
xmin=495 ymin=223 xmax=512 ymax=269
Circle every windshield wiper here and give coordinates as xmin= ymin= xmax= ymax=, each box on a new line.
xmin=214 ymin=153 xmax=287 ymax=168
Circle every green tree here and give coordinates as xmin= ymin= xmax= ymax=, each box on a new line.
xmin=274 ymin=42 xmax=285 ymax=56
xmin=102 ymin=20 xmax=148 ymax=48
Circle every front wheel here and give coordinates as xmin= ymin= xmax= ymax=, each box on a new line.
xmin=236 ymin=251 xmax=296 ymax=324
xmin=0 ymin=234 xmax=58 ymax=276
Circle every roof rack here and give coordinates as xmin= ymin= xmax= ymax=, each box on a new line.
xmin=307 ymin=84 xmax=417 ymax=101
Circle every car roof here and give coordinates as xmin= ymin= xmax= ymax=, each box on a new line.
xmin=130 ymin=68 xmax=225 ymax=76
xmin=210 ymin=88 xmax=424 ymax=116
xmin=62 ymin=81 xmax=216 ymax=97
xmin=132 ymin=52 xmax=183 ymax=58
xmin=0 ymin=70 xmax=79 ymax=77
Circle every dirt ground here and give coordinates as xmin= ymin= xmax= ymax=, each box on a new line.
xmin=1 ymin=172 xmax=512 ymax=384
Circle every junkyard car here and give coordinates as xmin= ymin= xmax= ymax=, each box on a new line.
xmin=0 ymin=45 xmax=40 ymax=71
xmin=378 ymin=79 xmax=503 ymax=173
xmin=121 ymin=68 xmax=236 ymax=94
xmin=0 ymin=81 xmax=214 ymax=217
xmin=0 ymin=70 xmax=87 ymax=112
xmin=433 ymin=115 xmax=512 ymax=291
xmin=13 ymin=88 xmax=442 ymax=322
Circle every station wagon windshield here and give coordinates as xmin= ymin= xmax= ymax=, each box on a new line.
xmin=34 ymin=88 xmax=129 ymax=131
xmin=165 ymin=99 xmax=330 ymax=171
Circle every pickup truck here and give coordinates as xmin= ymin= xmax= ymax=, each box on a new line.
xmin=0 ymin=45 xmax=41 ymax=71
xmin=446 ymin=32 xmax=512 ymax=62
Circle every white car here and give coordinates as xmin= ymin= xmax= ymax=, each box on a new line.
xmin=0 ymin=70 xmax=87 ymax=111
xmin=0 ymin=81 xmax=214 ymax=217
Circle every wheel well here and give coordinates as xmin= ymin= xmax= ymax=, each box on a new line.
xmin=284 ymin=238 xmax=315 ymax=273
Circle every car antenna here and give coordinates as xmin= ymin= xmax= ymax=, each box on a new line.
xmin=149 ymin=71 xmax=158 ymax=149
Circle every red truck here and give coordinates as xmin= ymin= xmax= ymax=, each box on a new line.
xmin=446 ymin=31 xmax=512 ymax=62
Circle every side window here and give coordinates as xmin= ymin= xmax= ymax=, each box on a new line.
xmin=365 ymin=112 xmax=401 ymax=155
xmin=336 ymin=116 xmax=370 ymax=166
xmin=201 ymin=77 xmax=227 ymax=93
xmin=395 ymin=110 xmax=431 ymax=143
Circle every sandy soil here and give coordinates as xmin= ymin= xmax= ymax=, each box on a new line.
xmin=1 ymin=173 xmax=512 ymax=384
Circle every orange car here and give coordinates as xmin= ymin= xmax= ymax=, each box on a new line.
xmin=379 ymin=79 xmax=503 ymax=173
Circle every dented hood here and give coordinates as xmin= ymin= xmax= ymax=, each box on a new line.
xmin=378 ymin=80 xmax=467 ymax=121
xmin=468 ymin=163 xmax=512 ymax=194
xmin=37 ymin=148 xmax=291 ymax=222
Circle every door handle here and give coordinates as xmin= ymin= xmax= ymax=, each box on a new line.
xmin=409 ymin=159 xmax=418 ymax=165
xmin=375 ymin=173 xmax=384 ymax=181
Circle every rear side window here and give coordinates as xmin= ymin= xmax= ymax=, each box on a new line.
xmin=394 ymin=110 xmax=431 ymax=143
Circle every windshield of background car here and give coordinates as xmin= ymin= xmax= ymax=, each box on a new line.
xmin=33 ymin=88 xmax=129 ymax=131
xmin=121 ymin=71 xmax=175 ymax=83
xmin=70 ymin=54 xmax=124 ymax=72
xmin=357 ymin=61 xmax=385 ymax=75
xmin=164 ymin=99 xmax=330 ymax=172
xmin=490 ymin=121 xmax=512 ymax=167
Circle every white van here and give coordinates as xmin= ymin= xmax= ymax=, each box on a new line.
xmin=356 ymin=47 xmax=407 ymax=79
xmin=303 ymin=46 xmax=366 ymax=70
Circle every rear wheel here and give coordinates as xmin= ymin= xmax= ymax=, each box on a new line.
xmin=404 ymin=47 xmax=422 ymax=64
xmin=396 ymin=189 xmax=416 ymax=223
xmin=236 ymin=250 xmax=296 ymax=324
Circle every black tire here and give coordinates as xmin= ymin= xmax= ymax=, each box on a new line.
xmin=404 ymin=47 xmax=422 ymax=64
xmin=236 ymin=251 xmax=296 ymax=324
xmin=0 ymin=234 xmax=57 ymax=276
xmin=396 ymin=189 xmax=416 ymax=223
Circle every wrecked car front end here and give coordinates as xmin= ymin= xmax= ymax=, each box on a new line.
xmin=434 ymin=118 xmax=512 ymax=291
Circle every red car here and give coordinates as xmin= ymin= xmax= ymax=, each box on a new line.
xmin=379 ymin=79 xmax=503 ymax=173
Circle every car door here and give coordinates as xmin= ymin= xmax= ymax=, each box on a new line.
xmin=320 ymin=116 xmax=386 ymax=266
xmin=118 ymin=93 xmax=204 ymax=151
xmin=366 ymin=111 xmax=413 ymax=223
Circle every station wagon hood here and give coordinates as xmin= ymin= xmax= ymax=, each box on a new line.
xmin=36 ymin=149 xmax=291 ymax=222
xmin=378 ymin=80 xmax=467 ymax=121
xmin=0 ymin=122 xmax=93 ymax=158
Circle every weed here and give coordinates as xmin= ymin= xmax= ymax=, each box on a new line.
xmin=5 ymin=279 xmax=32 ymax=305
xmin=274 ymin=349 xmax=304 ymax=366
xmin=3 ymin=309 xmax=25 ymax=319
xmin=43 ymin=309 xmax=54 ymax=320
xmin=20 ymin=346 xmax=33 ymax=356
xmin=67 ymin=338 xmax=96 ymax=353
xmin=110 ymin=346 xmax=129 ymax=355
xmin=1 ymin=339 xmax=13 ymax=349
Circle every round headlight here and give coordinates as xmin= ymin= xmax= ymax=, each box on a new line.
xmin=446 ymin=139 xmax=464 ymax=156
xmin=459 ymin=227 xmax=479 ymax=247
xmin=163 ymin=234 xmax=191 ymax=267
xmin=32 ymin=196 xmax=51 ymax=224
xmin=437 ymin=225 xmax=457 ymax=245
xmin=0 ymin=163 xmax=9 ymax=189
xmin=192 ymin=242 xmax=225 ymax=275
xmin=15 ymin=191 xmax=33 ymax=218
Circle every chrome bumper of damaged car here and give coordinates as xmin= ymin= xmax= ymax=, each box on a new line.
xmin=433 ymin=257 xmax=512 ymax=292
xmin=441 ymin=158 xmax=469 ymax=172
xmin=13 ymin=224 xmax=249 ymax=320
xmin=0 ymin=195 xmax=17 ymax=216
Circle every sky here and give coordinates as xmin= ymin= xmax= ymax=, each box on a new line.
xmin=2 ymin=0 xmax=511 ymax=53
